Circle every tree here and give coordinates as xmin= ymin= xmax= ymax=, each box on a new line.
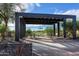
xmin=0 ymin=3 xmax=25 ymax=40
xmin=45 ymin=27 xmax=53 ymax=38
xmin=0 ymin=24 xmax=5 ymax=40
xmin=76 ymin=21 xmax=79 ymax=30
xmin=62 ymin=21 xmax=73 ymax=37
xmin=26 ymin=29 xmax=32 ymax=38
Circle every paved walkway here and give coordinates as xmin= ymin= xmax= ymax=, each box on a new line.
xmin=24 ymin=37 xmax=79 ymax=56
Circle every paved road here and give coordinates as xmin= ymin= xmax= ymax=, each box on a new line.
xmin=32 ymin=40 xmax=79 ymax=56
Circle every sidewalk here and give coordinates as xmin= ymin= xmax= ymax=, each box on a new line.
xmin=24 ymin=38 xmax=79 ymax=56
xmin=25 ymin=38 xmax=68 ymax=49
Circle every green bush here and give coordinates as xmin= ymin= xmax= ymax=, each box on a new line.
xmin=0 ymin=24 xmax=5 ymax=33
xmin=45 ymin=27 xmax=53 ymax=37
xmin=26 ymin=29 xmax=32 ymax=37
xmin=0 ymin=24 xmax=6 ymax=41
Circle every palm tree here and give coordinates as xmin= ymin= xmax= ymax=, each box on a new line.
xmin=0 ymin=3 xmax=25 ymax=40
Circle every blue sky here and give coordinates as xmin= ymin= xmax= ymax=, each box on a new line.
xmin=9 ymin=3 xmax=79 ymax=31
xmin=29 ymin=3 xmax=79 ymax=14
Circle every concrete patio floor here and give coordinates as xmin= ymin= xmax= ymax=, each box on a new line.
xmin=24 ymin=37 xmax=79 ymax=56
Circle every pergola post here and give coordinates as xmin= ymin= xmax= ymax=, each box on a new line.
xmin=15 ymin=13 xmax=20 ymax=41
xmin=72 ymin=16 xmax=76 ymax=39
xmin=53 ymin=23 xmax=56 ymax=36
xmin=23 ymin=24 xmax=26 ymax=38
xmin=20 ymin=22 xmax=26 ymax=38
xmin=57 ymin=22 xmax=60 ymax=37
xmin=63 ymin=18 xmax=66 ymax=38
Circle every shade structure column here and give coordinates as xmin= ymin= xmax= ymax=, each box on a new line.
xmin=63 ymin=18 xmax=66 ymax=38
xmin=15 ymin=13 xmax=20 ymax=41
xmin=23 ymin=24 xmax=26 ymax=38
xmin=57 ymin=22 xmax=60 ymax=37
xmin=72 ymin=16 xmax=76 ymax=39
xmin=20 ymin=22 xmax=26 ymax=39
xmin=53 ymin=23 xmax=56 ymax=36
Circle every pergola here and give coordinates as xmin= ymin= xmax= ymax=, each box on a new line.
xmin=15 ymin=12 xmax=76 ymax=41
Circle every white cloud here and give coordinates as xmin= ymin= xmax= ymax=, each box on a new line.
xmin=8 ymin=23 xmax=15 ymax=26
xmin=25 ymin=3 xmax=35 ymax=12
xmin=25 ymin=3 xmax=41 ymax=12
xmin=54 ymin=9 xmax=79 ymax=18
xmin=35 ymin=3 xmax=41 ymax=7
xmin=15 ymin=4 xmax=26 ymax=12
xmin=52 ymin=8 xmax=64 ymax=14
xmin=63 ymin=9 xmax=79 ymax=18
xmin=15 ymin=3 xmax=41 ymax=12
xmin=15 ymin=3 xmax=32 ymax=12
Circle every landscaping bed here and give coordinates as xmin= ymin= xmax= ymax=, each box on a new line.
xmin=0 ymin=40 xmax=32 ymax=56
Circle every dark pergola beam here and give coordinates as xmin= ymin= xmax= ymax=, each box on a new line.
xmin=16 ymin=12 xmax=75 ymax=19
xmin=21 ymin=18 xmax=62 ymax=24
